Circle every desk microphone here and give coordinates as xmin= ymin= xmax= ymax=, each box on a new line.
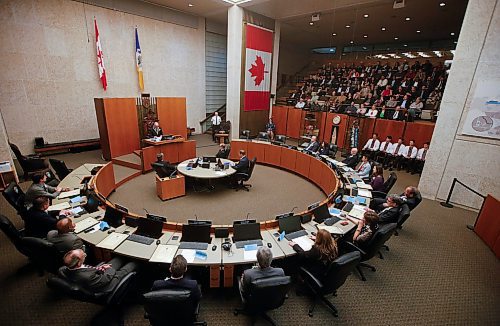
xmin=143 ymin=208 xmax=149 ymax=215
xmin=195 ymin=214 xmax=198 ymax=222
xmin=290 ymin=206 xmax=298 ymax=214
xmin=246 ymin=212 xmax=251 ymax=221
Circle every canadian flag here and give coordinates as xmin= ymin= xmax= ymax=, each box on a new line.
xmin=244 ymin=24 xmax=273 ymax=111
xmin=94 ymin=18 xmax=107 ymax=91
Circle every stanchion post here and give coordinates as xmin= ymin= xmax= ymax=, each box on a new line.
xmin=440 ymin=178 xmax=456 ymax=208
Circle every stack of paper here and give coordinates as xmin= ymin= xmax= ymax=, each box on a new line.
xmin=357 ymin=189 xmax=372 ymax=198
xmin=317 ymin=224 xmax=344 ymax=234
xmin=150 ymin=245 xmax=178 ymax=263
xmin=74 ymin=217 xmax=99 ymax=233
xmin=48 ymin=202 xmax=71 ymax=211
xmin=180 ymin=249 xmax=196 ymax=263
xmin=57 ymin=189 xmax=80 ymax=199
xmin=97 ymin=233 xmax=129 ymax=250
xmin=348 ymin=205 xmax=366 ymax=219
xmin=294 ymin=235 xmax=314 ymax=251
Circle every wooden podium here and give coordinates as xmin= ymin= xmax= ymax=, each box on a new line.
xmin=156 ymin=175 xmax=185 ymax=201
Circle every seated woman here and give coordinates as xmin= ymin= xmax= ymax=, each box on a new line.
xmin=317 ymin=141 xmax=330 ymax=156
xmin=288 ymin=229 xmax=338 ymax=277
xmin=370 ymin=164 xmax=385 ymax=191
xmin=350 ymin=211 xmax=379 ymax=248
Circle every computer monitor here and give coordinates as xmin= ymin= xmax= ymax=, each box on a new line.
xmin=135 ymin=218 xmax=163 ymax=239
xmin=278 ymin=215 xmax=303 ymax=234
xmin=103 ymin=206 xmax=123 ymax=228
xmin=147 ymin=213 xmax=167 ymax=222
xmin=233 ymin=223 xmax=262 ymax=242
xmin=83 ymin=193 xmax=100 ymax=213
xmin=300 ymin=213 xmax=313 ymax=224
xmin=187 ymin=219 xmax=212 ymax=226
xmin=307 ymin=201 xmax=321 ymax=211
xmin=181 ymin=224 xmax=211 ymax=243
xmin=233 ymin=219 xmax=257 ymax=225
xmin=203 ymin=156 xmax=217 ymax=163
xmin=311 ymin=202 xmax=331 ymax=224
xmin=125 ymin=215 xmax=140 ymax=227
xmin=151 ymin=162 xmax=176 ymax=178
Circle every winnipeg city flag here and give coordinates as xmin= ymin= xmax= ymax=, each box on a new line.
xmin=135 ymin=28 xmax=144 ymax=91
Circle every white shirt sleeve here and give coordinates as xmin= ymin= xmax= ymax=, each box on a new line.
xmin=363 ymin=140 xmax=371 ymax=150
xmin=410 ymin=147 xmax=418 ymax=159
xmin=373 ymin=140 xmax=380 ymax=150
xmin=416 ymin=148 xmax=424 ymax=160
xmin=397 ymin=145 xmax=407 ymax=156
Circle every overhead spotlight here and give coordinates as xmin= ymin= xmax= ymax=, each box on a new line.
xmin=345 ymin=25 xmax=351 ymax=28
xmin=309 ymin=22 xmax=314 ymax=26
xmin=381 ymin=27 xmax=386 ymax=31
xmin=394 ymin=37 xmax=399 ymax=40
xmin=332 ymin=33 xmax=337 ymax=36
xmin=439 ymin=2 xmax=446 ymax=7
xmin=363 ymin=35 xmax=368 ymax=38
xmin=416 ymin=30 xmax=421 ymax=33
xmin=450 ymin=32 xmax=455 ymax=36
xmin=404 ymin=44 xmax=408 ymax=47
xmin=362 ymin=46 xmax=367 ymax=50
xmin=350 ymin=40 xmax=354 ymax=44
xmin=405 ymin=17 xmax=411 ymax=21
xmin=188 ymin=3 xmax=194 ymax=7
xmin=417 ymin=51 xmax=431 ymax=58
xmin=363 ymin=14 xmax=369 ymax=18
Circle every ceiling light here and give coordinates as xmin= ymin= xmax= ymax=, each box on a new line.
xmin=363 ymin=35 xmax=368 ymax=38
xmin=404 ymin=44 xmax=408 ymax=47
xmin=329 ymin=48 xmax=334 ymax=52
xmin=416 ymin=30 xmax=421 ymax=33
xmin=363 ymin=14 xmax=369 ymax=18
xmin=405 ymin=17 xmax=411 ymax=21
xmin=439 ymin=2 xmax=446 ymax=7
xmin=394 ymin=37 xmax=399 ymax=40
xmin=350 ymin=40 xmax=354 ymax=44
xmin=332 ymin=33 xmax=337 ymax=36
xmin=362 ymin=47 xmax=367 ymax=50
xmin=450 ymin=32 xmax=455 ymax=36
xmin=381 ymin=27 xmax=386 ymax=31
xmin=345 ymin=25 xmax=351 ymax=28
xmin=309 ymin=22 xmax=314 ymax=26
xmin=188 ymin=3 xmax=193 ymax=7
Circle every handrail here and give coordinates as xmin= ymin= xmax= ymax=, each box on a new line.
xmin=199 ymin=104 xmax=226 ymax=125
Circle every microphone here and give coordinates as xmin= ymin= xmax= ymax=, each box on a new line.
xmin=195 ymin=214 xmax=198 ymax=222
xmin=246 ymin=212 xmax=251 ymax=221
xmin=290 ymin=206 xmax=298 ymax=214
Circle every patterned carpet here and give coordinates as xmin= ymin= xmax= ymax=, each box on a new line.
xmin=0 ymin=135 xmax=498 ymax=325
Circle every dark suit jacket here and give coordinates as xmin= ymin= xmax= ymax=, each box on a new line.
xmin=24 ymin=207 xmax=58 ymax=238
xmin=151 ymin=277 xmax=202 ymax=304
xmin=342 ymin=154 xmax=360 ymax=168
xmin=233 ymin=156 xmax=250 ymax=173
xmin=62 ymin=265 xmax=129 ymax=293
xmin=378 ymin=206 xmax=401 ymax=224
xmin=304 ymin=141 xmax=319 ymax=153
xmin=401 ymin=194 xmax=417 ymax=210
xmin=47 ymin=230 xmax=84 ymax=255
xmin=240 ymin=266 xmax=285 ymax=298
xmin=216 ymin=149 xmax=229 ymax=159
xmin=150 ymin=127 xmax=163 ymax=137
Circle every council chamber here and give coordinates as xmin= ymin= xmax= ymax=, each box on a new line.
xmin=0 ymin=0 xmax=499 ymax=325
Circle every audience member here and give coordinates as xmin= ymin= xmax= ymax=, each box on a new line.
xmin=25 ymin=173 xmax=69 ymax=206
xmin=386 ymin=138 xmax=406 ymax=170
xmin=24 ymin=196 xmax=69 ymax=238
xmin=411 ymin=142 xmax=429 ymax=174
xmin=400 ymin=140 xmax=418 ymax=171
xmin=342 ymin=147 xmax=360 ymax=168
xmin=375 ymin=136 xmax=393 ymax=162
xmin=47 ymin=217 xmax=84 ymax=255
xmin=362 ymin=133 xmax=380 ymax=159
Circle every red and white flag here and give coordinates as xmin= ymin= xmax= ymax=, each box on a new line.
xmin=94 ymin=18 xmax=107 ymax=91
xmin=244 ymin=24 xmax=273 ymax=111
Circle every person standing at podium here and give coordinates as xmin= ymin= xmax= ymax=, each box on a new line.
xmin=149 ymin=121 xmax=163 ymax=137
xmin=211 ymin=112 xmax=222 ymax=142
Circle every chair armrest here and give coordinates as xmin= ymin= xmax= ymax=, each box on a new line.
xmin=345 ymin=241 xmax=367 ymax=255
xmin=299 ymin=266 xmax=323 ymax=290
xmin=106 ymin=271 xmax=136 ymax=305
xmin=371 ymin=191 xmax=387 ymax=199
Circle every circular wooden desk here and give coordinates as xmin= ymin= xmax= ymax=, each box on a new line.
xmin=177 ymin=158 xmax=236 ymax=179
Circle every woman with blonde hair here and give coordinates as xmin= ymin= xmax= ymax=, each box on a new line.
xmin=289 ymin=229 xmax=338 ymax=276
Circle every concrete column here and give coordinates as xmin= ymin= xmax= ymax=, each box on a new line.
xmin=419 ymin=0 xmax=500 ymax=209
xmin=0 ymin=109 xmax=18 ymax=181
xmin=226 ymin=5 xmax=244 ymax=139
xmin=270 ymin=20 xmax=281 ymax=110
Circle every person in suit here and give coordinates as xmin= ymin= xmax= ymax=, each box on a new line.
xmin=47 ymin=217 xmax=84 ymax=255
xmin=303 ymin=135 xmax=319 ymax=154
xmin=24 ymin=196 xmax=69 ymax=238
xmin=62 ymin=249 xmax=138 ymax=293
xmin=371 ymin=186 xmax=419 ymax=211
xmin=356 ymin=154 xmax=372 ymax=179
xmin=149 ymin=121 xmax=163 ymax=137
xmin=342 ymin=147 xmax=360 ymax=168
xmin=151 ymin=254 xmax=201 ymax=306
xmin=25 ymin=173 xmax=70 ymax=206
xmin=232 ymin=150 xmax=250 ymax=174
xmin=215 ymin=143 xmax=229 ymax=159
xmin=377 ymin=195 xmax=404 ymax=224
xmin=317 ymin=141 xmax=330 ymax=156
xmin=288 ymin=229 xmax=338 ymax=277
xmin=239 ymin=247 xmax=285 ymax=303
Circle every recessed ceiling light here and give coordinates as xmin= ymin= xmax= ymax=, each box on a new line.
xmin=394 ymin=37 xmax=399 ymax=40
xmin=439 ymin=2 xmax=446 ymax=7
xmin=332 ymin=33 xmax=337 ymax=36
xmin=345 ymin=25 xmax=351 ymax=28
xmin=381 ymin=27 xmax=386 ymax=31
xmin=363 ymin=35 xmax=368 ymax=38
xmin=362 ymin=47 xmax=367 ymax=50
xmin=350 ymin=40 xmax=354 ymax=44
xmin=404 ymin=44 xmax=408 ymax=47
xmin=363 ymin=14 xmax=369 ymax=18
xmin=454 ymin=41 xmax=457 ymax=44
xmin=405 ymin=17 xmax=411 ymax=21
xmin=309 ymin=22 xmax=314 ymax=26
xmin=188 ymin=3 xmax=193 ymax=7
xmin=416 ymin=30 xmax=421 ymax=33
xmin=450 ymin=32 xmax=455 ymax=36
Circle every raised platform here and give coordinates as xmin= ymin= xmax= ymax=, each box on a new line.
xmin=112 ymin=153 xmax=142 ymax=170
xmin=113 ymin=163 xmax=142 ymax=188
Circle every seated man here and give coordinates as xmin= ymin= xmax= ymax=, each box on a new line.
xmin=24 ymin=196 xmax=69 ymax=238
xmin=149 ymin=121 xmax=163 ymax=137
xmin=239 ymin=247 xmax=285 ymax=303
xmin=215 ymin=143 xmax=229 ymax=159
xmin=377 ymin=195 xmax=404 ymax=224
xmin=265 ymin=118 xmax=276 ymax=140
xmin=295 ymin=98 xmax=306 ymax=109
xmin=371 ymin=186 xmax=419 ymax=211
xmin=303 ymin=135 xmax=319 ymax=154
xmin=399 ymin=139 xmax=418 ymax=172
xmin=411 ymin=142 xmax=429 ymax=174
xmin=232 ymin=150 xmax=249 ymax=174
xmin=25 ymin=173 xmax=70 ymax=206
xmin=362 ymin=133 xmax=380 ymax=159
xmin=375 ymin=136 xmax=393 ymax=163
xmin=342 ymin=147 xmax=360 ymax=168
xmin=47 ymin=217 xmax=85 ymax=255
xmin=384 ymin=137 xmax=406 ymax=170
xmin=356 ymin=154 xmax=372 ymax=179
xmin=151 ymin=254 xmax=201 ymax=306
xmin=62 ymin=249 xmax=138 ymax=293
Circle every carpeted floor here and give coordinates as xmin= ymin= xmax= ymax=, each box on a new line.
xmin=0 ymin=134 xmax=498 ymax=325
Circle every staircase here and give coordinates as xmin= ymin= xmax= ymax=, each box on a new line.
xmin=275 ymin=62 xmax=323 ymax=106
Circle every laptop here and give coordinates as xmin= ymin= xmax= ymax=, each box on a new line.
xmin=179 ymin=224 xmax=211 ymax=250
xmin=311 ymin=202 xmax=331 ymax=224
xmin=233 ymin=222 xmax=263 ymax=248
xmin=134 ymin=218 xmax=163 ymax=239
xmin=278 ymin=215 xmax=308 ymax=240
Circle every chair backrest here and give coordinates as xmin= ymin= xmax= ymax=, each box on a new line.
xmin=321 ymin=251 xmax=361 ymax=294
xmin=2 ymin=181 xmax=26 ymax=214
xmin=275 ymin=135 xmax=286 ymax=143
xmin=49 ymin=159 xmax=71 ymax=180
xmin=397 ymin=203 xmax=412 ymax=228
xmin=47 ymin=267 xmax=106 ymax=303
xmin=383 ymin=172 xmax=397 ymax=193
xmin=9 ymin=143 xmax=25 ymax=161
xmin=143 ymin=289 xmax=198 ymax=326
xmin=258 ymin=131 xmax=270 ymax=141
xmin=362 ymin=223 xmax=398 ymax=261
xmin=21 ymin=237 xmax=63 ymax=274
xmin=0 ymin=214 xmax=25 ymax=253
xmin=412 ymin=191 xmax=422 ymax=210
xmin=246 ymin=157 xmax=257 ymax=180
xmin=328 ymin=143 xmax=338 ymax=157
xmin=224 ymin=146 xmax=231 ymax=159
xmin=245 ymin=275 xmax=291 ymax=313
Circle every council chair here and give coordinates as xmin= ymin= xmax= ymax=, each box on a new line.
xmin=47 ymin=267 xmax=137 ymax=324
xmin=9 ymin=142 xmax=49 ymax=180
xmin=346 ymin=223 xmax=397 ymax=281
xmin=0 ymin=214 xmax=30 ymax=257
xmin=371 ymin=172 xmax=397 ymax=198
xmin=299 ymin=251 xmax=361 ymax=317
xmin=2 ymin=181 xmax=27 ymax=215
xmin=235 ymin=157 xmax=256 ymax=192
xmin=21 ymin=237 xmax=63 ymax=275
xmin=328 ymin=143 xmax=338 ymax=158
xmin=257 ymin=132 xmax=270 ymax=141
xmin=49 ymin=158 xmax=73 ymax=180
xmin=273 ymin=135 xmax=286 ymax=145
xmin=241 ymin=129 xmax=251 ymax=140
xmin=143 ymin=289 xmax=206 ymax=326
xmin=234 ymin=275 xmax=291 ymax=325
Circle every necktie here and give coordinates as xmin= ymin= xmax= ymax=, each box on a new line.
xmin=395 ymin=144 xmax=401 ymax=155
xmin=422 ymin=149 xmax=427 ymax=160
xmin=393 ymin=111 xmax=399 ymax=119
xmin=407 ymin=146 xmax=413 ymax=157
xmin=384 ymin=142 xmax=389 ymax=151
xmin=370 ymin=140 xmax=375 ymax=149
xmin=358 ymin=163 xmax=365 ymax=172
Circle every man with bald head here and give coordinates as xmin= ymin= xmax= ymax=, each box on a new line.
xmin=342 ymin=147 xmax=360 ymax=168
xmin=47 ymin=218 xmax=84 ymax=255
xmin=62 ymin=249 xmax=138 ymax=293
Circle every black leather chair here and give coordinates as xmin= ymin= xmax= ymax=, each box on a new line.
xmin=47 ymin=267 xmax=137 ymax=323
xmin=347 ymin=223 xmax=398 ymax=281
xmin=371 ymin=172 xmax=397 ymax=198
xmin=273 ymin=135 xmax=286 ymax=145
xmin=235 ymin=157 xmax=257 ymax=192
xmin=143 ymin=289 xmax=206 ymax=326
xmin=411 ymin=191 xmax=423 ymax=211
xmin=44 ymin=169 xmax=60 ymax=187
xmin=234 ymin=275 xmax=291 ymax=325
xmin=299 ymin=251 xmax=361 ymax=317
xmin=257 ymin=132 xmax=270 ymax=141
xmin=328 ymin=143 xmax=338 ymax=158
xmin=2 ymin=181 xmax=27 ymax=215
xmin=0 ymin=214 xmax=29 ymax=257
xmin=21 ymin=237 xmax=63 ymax=275
xmin=49 ymin=158 xmax=73 ymax=180
xmin=9 ymin=142 xmax=49 ymax=180
xmin=240 ymin=129 xmax=251 ymax=140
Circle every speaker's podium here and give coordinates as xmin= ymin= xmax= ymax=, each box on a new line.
xmin=156 ymin=175 xmax=185 ymax=201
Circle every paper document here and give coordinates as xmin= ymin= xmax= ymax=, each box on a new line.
xmin=180 ymin=249 xmax=196 ymax=263
xmin=58 ymin=189 xmax=80 ymax=199
xmin=294 ymin=235 xmax=314 ymax=251
xmin=70 ymin=206 xmax=84 ymax=215
xmin=317 ymin=224 xmax=344 ymax=234
xmin=348 ymin=205 xmax=366 ymax=219
xmin=70 ymin=196 xmax=83 ymax=204
xmin=150 ymin=245 xmax=178 ymax=263
xmin=48 ymin=202 xmax=71 ymax=211
xmin=215 ymin=171 xmax=226 ymax=176
xmin=243 ymin=249 xmax=258 ymax=261
xmin=97 ymin=233 xmax=129 ymax=250
xmin=356 ymin=182 xmax=372 ymax=190
xmin=74 ymin=217 xmax=99 ymax=233
xmin=357 ymin=189 xmax=372 ymax=198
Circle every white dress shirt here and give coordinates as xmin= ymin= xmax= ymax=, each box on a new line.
xmin=404 ymin=145 xmax=418 ymax=159
xmin=211 ymin=115 xmax=221 ymax=126
xmin=365 ymin=109 xmax=378 ymax=118
xmin=295 ymin=101 xmax=306 ymax=109
xmin=379 ymin=141 xmax=393 ymax=153
xmin=390 ymin=143 xmax=406 ymax=156
xmin=363 ymin=139 xmax=380 ymax=151
xmin=416 ymin=148 xmax=428 ymax=160
xmin=356 ymin=161 xmax=372 ymax=178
